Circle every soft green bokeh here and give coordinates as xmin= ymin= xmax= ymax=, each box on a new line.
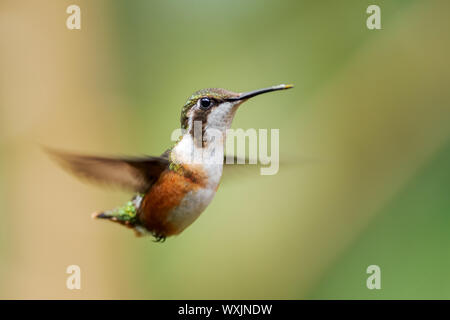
xmin=1 ymin=0 xmax=450 ymax=299
xmin=311 ymin=140 xmax=450 ymax=299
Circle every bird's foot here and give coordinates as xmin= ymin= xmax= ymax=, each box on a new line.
xmin=152 ymin=234 xmax=166 ymax=243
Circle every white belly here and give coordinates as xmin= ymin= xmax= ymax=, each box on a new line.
xmin=168 ymin=133 xmax=224 ymax=234
xmin=166 ymin=187 xmax=217 ymax=234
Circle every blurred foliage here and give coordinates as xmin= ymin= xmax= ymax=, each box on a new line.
xmin=1 ymin=0 xmax=450 ymax=299
xmin=311 ymin=140 xmax=450 ymax=299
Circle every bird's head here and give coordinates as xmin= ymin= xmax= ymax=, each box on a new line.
xmin=180 ymin=84 xmax=293 ymax=138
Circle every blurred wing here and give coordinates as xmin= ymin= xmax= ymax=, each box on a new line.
xmin=222 ymin=155 xmax=316 ymax=180
xmin=222 ymin=156 xmax=268 ymax=179
xmin=46 ymin=148 xmax=169 ymax=193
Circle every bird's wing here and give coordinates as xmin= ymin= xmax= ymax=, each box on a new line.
xmin=222 ymin=155 xmax=315 ymax=180
xmin=223 ymin=155 xmax=257 ymax=165
xmin=222 ymin=156 xmax=265 ymax=180
xmin=46 ymin=148 xmax=170 ymax=193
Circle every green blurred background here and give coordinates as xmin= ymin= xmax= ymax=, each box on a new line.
xmin=1 ymin=0 xmax=450 ymax=299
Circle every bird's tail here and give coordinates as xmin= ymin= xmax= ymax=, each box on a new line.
xmin=91 ymin=200 xmax=147 ymax=236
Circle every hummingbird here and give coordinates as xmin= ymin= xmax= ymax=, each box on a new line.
xmin=48 ymin=84 xmax=293 ymax=241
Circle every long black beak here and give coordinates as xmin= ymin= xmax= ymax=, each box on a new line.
xmin=226 ymin=84 xmax=293 ymax=101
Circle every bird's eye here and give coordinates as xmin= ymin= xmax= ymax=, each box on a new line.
xmin=199 ymin=97 xmax=212 ymax=109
